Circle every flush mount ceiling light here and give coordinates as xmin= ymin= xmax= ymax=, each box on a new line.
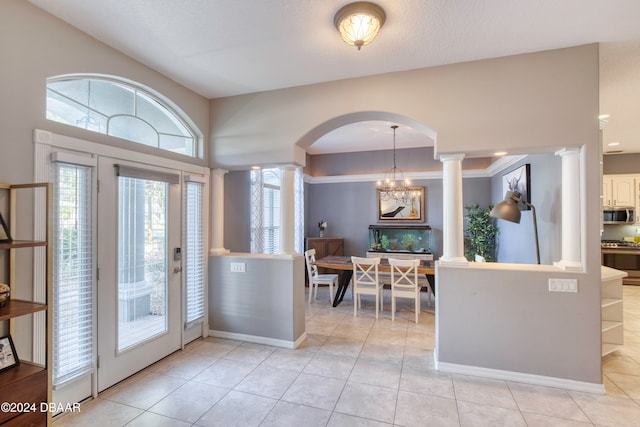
xmin=334 ymin=2 xmax=386 ymax=50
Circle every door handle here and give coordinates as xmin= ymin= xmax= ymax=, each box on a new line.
xmin=173 ymin=266 xmax=182 ymax=273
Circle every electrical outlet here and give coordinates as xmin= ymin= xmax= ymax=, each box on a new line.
xmin=230 ymin=262 xmax=246 ymax=273
xmin=548 ymin=278 xmax=578 ymax=292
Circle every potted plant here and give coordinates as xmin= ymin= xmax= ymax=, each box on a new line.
xmin=464 ymin=204 xmax=498 ymax=262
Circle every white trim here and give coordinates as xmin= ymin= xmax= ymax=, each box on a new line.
xmin=208 ymin=330 xmax=307 ymax=349
xmin=437 ymin=361 xmax=605 ymax=394
xmin=485 ymin=155 xmax=528 ymax=176
xmin=303 ymin=155 xmax=528 ymax=184
xmin=34 ymin=129 xmax=209 ymax=176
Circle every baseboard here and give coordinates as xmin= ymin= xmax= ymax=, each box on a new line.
xmin=208 ymin=330 xmax=307 ymax=350
xmin=436 ymin=361 xmax=604 ymax=394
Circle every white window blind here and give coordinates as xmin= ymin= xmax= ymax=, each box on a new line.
xmin=53 ymin=162 xmax=95 ymax=386
xmin=262 ymin=169 xmax=281 ymax=254
xmin=184 ymin=180 xmax=205 ymax=325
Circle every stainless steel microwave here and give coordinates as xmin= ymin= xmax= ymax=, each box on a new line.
xmin=603 ymin=206 xmax=635 ymax=224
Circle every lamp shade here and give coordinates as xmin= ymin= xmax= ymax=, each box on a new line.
xmin=489 ymin=191 xmax=522 ymax=223
xmin=334 ymin=2 xmax=386 ymax=50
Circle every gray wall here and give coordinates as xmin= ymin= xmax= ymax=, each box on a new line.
xmin=437 ymin=263 xmax=600 ymax=383
xmin=491 ymin=154 xmax=562 ymax=264
xmin=224 ymin=171 xmax=252 ymax=252
xmin=224 ymin=168 xmax=492 ymax=258
xmin=307 ymin=178 xmax=492 ymax=258
xmin=209 ymin=255 xmax=305 ymax=344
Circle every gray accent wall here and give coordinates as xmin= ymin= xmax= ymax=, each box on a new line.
xmin=491 ymin=154 xmax=562 ymax=264
xmin=307 ymin=178 xmax=492 ymax=258
xmin=224 ymin=168 xmax=492 ymax=258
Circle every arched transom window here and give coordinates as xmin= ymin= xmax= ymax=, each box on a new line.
xmin=46 ymin=75 xmax=201 ymax=158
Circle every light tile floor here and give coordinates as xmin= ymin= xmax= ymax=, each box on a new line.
xmin=54 ymin=285 xmax=640 ymax=426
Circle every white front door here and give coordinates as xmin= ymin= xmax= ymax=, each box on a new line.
xmin=96 ymin=157 xmax=182 ymax=391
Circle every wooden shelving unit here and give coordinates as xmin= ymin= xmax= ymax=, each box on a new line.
xmin=0 ymin=183 xmax=52 ymax=426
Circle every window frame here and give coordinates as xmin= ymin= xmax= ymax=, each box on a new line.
xmin=46 ymin=74 xmax=203 ymax=159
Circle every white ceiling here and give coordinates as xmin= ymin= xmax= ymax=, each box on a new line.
xmin=28 ymin=0 xmax=640 ymax=155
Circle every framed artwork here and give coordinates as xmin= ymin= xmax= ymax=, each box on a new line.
xmin=0 ymin=213 xmax=11 ymax=243
xmin=378 ymin=187 xmax=425 ymax=222
xmin=502 ymin=164 xmax=531 ymax=210
xmin=0 ymin=335 xmax=19 ymax=372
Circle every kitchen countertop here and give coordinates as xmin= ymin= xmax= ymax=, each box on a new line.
xmin=601 ymin=265 xmax=628 ymax=281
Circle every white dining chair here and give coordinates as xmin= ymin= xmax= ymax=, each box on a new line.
xmin=351 ymin=256 xmax=383 ymax=318
xmin=304 ymin=249 xmax=339 ymax=304
xmin=389 ymin=258 xmax=422 ymax=323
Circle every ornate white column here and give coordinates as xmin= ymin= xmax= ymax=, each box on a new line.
xmin=554 ymin=147 xmax=583 ymax=271
xmin=278 ymin=164 xmax=297 ymax=256
xmin=440 ymin=153 xmax=469 ymax=264
xmin=210 ymin=168 xmax=229 ymax=255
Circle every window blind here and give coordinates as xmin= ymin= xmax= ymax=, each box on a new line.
xmin=262 ymin=169 xmax=281 ymax=254
xmin=53 ymin=162 xmax=95 ymax=386
xmin=184 ymin=181 xmax=205 ymax=325
xmin=115 ymin=164 xmax=180 ymax=184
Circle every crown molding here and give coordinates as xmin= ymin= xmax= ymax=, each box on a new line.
xmin=304 ymin=155 xmax=527 ymax=184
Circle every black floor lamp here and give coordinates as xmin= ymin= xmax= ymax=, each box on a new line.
xmin=489 ymin=191 xmax=540 ymax=264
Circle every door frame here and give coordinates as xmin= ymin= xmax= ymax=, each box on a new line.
xmin=34 ymin=129 xmax=209 ymax=404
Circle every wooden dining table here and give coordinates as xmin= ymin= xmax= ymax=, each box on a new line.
xmin=313 ymin=255 xmax=436 ymax=307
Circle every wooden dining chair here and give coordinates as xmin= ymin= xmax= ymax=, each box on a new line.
xmin=389 ymin=258 xmax=421 ymax=323
xmin=304 ymin=249 xmax=339 ymax=304
xmin=351 ymin=256 xmax=383 ymax=318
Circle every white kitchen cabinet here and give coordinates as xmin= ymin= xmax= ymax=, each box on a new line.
xmin=603 ymin=175 xmax=636 ymax=207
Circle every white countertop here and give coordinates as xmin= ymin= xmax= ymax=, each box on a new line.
xmin=601 ymin=265 xmax=628 ymax=281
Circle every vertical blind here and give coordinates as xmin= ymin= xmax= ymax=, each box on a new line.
xmin=184 ymin=181 xmax=205 ymax=324
xmin=53 ymin=162 xmax=94 ymax=385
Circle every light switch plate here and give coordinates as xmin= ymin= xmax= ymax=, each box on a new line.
xmin=548 ymin=278 xmax=578 ymax=292
xmin=230 ymin=262 xmax=246 ymax=273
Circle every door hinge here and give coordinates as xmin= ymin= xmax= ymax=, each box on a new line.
xmin=96 ymin=356 xmax=100 ymax=369
xmin=96 ymin=268 xmax=99 ymax=281
xmin=97 ymin=179 xmax=100 ymax=193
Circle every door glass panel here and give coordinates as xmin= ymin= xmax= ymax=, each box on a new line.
xmin=117 ymin=176 xmax=168 ymax=351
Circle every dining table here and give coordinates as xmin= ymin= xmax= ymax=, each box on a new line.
xmin=313 ymin=255 xmax=436 ymax=307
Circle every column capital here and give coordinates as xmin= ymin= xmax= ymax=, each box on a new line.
xmin=439 ymin=153 xmax=465 ymax=162
xmin=555 ymin=147 xmax=581 ymax=157
xmin=279 ymin=164 xmax=299 ymax=171
xmin=211 ymin=168 xmax=229 ymax=176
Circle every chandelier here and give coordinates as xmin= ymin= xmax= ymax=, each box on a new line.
xmin=377 ymin=125 xmax=413 ymax=202
xmin=333 ymin=2 xmax=386 ymax=51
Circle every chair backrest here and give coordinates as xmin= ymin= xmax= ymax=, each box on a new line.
xmin=304 ymin=249 xmax=317 ymax=281
xmin=389 ymin=258 xmax=420 ymax=289
xmin=351 ymin=256 xmax=380 ymax=286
